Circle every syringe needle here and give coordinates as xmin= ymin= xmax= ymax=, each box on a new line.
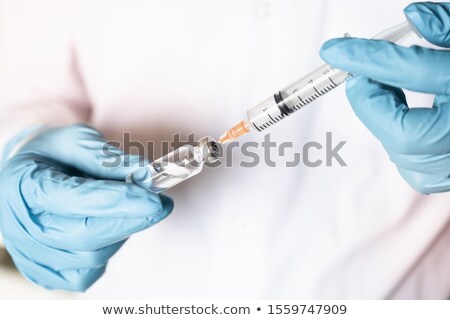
xmin=218 ymin=120 xmax=250 ymax=144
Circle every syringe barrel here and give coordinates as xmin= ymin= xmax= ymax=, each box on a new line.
xmin=246 ymin=20 xmax=415 ymax=132
xmin=247 ymin=65 xmax=349 ymax=132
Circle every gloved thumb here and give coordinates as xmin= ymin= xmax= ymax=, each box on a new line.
xmin=404 ymin=2 xmax=450 ymax=47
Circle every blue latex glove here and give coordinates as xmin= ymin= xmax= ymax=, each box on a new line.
xmin=320 ymin=2 xmax=450 ymax=194
xmin=0 ymin=124 xmax=173 ymax=291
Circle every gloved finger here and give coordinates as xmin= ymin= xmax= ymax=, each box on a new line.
xmin=8 ymin=235 xmax=125 ymax=270
xmin=153 ymin=194 xmax=174 ymax=224
xmin=345 ymin=76 xmax=450 ymax=154
xmin=11 ymin=249 xmax=106 ymax=292
xmin=405 ymin=2 xmax=450 ymax=48
xmin=396 ymin=166 xmax=450 ymax=194
xmin=387 ymin=150 xmax=450 ymax=176
xmin=320 ymin=38 xmax=450 ymax=95
xmin=19 ymin=159 xmax=164 ymax=218
xmin=18 ymin=124 xmax=148 ymax=180
xmin=1 ymin=203 xmax=130 ymax=260
xmin=30 ymin=195 xmax=173 ymax=251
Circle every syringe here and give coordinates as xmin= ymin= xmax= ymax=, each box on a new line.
xmin=218 ymin=21 xmax=418 ymax=144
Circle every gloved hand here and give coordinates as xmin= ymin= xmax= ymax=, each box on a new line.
xmin=320 ymin=2 xmax=450 ymax=194
xmin=0 ymin=124 xmax=173 ymax=291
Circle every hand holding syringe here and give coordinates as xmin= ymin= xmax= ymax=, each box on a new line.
xmin=218 ymin=21 xmax=419 ymax=144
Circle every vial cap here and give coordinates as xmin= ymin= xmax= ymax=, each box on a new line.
xmin=198 ymin=137 xmax=222 ymax=163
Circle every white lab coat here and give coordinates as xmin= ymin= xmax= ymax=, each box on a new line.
xmin=0 ymin=0 xmax=449 ymax=299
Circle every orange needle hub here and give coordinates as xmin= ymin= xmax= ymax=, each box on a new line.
xmin=218 ymin=121 xmax=250 ymax=144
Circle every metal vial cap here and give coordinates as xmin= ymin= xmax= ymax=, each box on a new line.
xmin=198 ymin=137 xmax=222 ymax=163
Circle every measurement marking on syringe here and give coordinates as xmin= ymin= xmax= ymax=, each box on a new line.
xmin=313 ymin=87 xmax=322 ymax=96
xmin=297 ymin=96 xmax=306 ymax=106
xmin=306 ymin=94 xmax=320 ymax=103
xmin=268 ymin=114 xmax=276 ymax=123
xmin=321 ymin=87 xmax=330 ymax=94
xmin=252 ymin=123 xmax=262 ymax=132
xmin=328 ymin=77 xmax=338 ymax=87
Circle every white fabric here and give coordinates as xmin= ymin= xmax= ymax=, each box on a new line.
xmin=0 ymin=0 xmax=449 ymax=299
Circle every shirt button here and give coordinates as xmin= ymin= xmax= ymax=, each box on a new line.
xmin=255 ymin=1 xmax=271 ymax=18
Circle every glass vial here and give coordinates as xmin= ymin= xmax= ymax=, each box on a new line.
xmin=126 ymin=137 xmax=221 ymax=193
